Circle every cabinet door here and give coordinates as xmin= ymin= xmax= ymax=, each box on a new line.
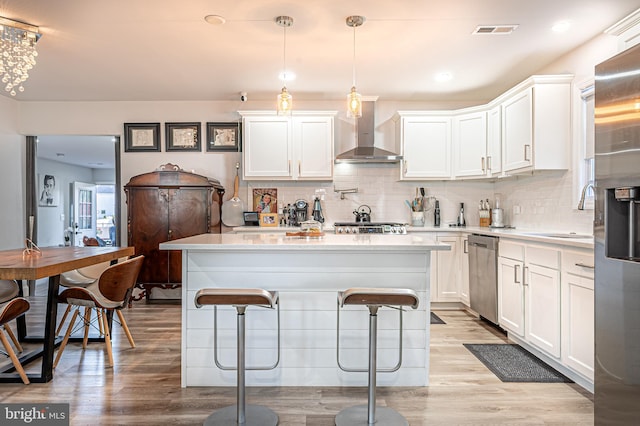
xmin=562 ymin=272 xmax=594 ymax=380
xmin=128 ymin=188 xmax=170 ymax=284
xmin=502 ymin=88 xmax=533 ymax=172
xmin=525 ymin=263 xmax=561 ymax=358
xmin=460 ymin=235 xmax=470 ymax=306
xmin=401 ymin=116 xmax=451 ymax=179
xmin=167 ymin=188 xmax=210 ymax=283
xmin=293 ymin=116 xmax=333 ymax=179
xmin=498 ymin=256 xmax=524 ymax=336
xmin=243 ymin=116 xmax=292 ymax=178
xmin=487 ymin=106 xmax=502 ymax=176
xmin=436 ymin=235 xmax=460 ymax=301
xmin=453 ymin=112 xmax=487 ymax=178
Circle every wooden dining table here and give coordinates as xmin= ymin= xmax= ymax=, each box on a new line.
xmin=0 ymin=245 xmax=135 ymax=383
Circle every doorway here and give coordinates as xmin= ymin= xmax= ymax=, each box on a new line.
xmin=27 ymin=135 xmax=121 ymax=248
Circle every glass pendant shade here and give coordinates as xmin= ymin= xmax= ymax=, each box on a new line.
xmin=0 ymin=16 xmax=41 ymax=96
xmin=277 ymin=86 xmax=292 ymax=115
xmin=347 ymin=86 xmax=362 ymax=118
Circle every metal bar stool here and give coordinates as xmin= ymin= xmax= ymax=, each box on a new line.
xmin=336 ymin=288 xmax=419 ymax=426
xmin=195 ymin=288 xmax=281 ymax=426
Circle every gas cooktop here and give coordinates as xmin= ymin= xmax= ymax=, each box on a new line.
xmin=333 ymin=222 xmax=407 ymax=235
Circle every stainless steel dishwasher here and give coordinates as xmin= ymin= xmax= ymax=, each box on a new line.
xmin=468 ymin=234 xmax=499 ymax=325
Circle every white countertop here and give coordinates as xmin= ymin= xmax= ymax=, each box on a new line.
xmin=160 ymin=232 xmax=450 ymax=252
xmin=232 ymin=225 xmax=594 ymax=249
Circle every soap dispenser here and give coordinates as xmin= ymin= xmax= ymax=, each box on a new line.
xmin=434 ymin=200 xmax=441 ymax=227
xmin=457 ymin=202 xmax=466 ymax=227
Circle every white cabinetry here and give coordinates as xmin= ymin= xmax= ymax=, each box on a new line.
xmin=501 ymin=76 xmax=572 ymax=174
xmin=561 ymin=249 xmax=594 ymax=381
xmin=486 ymin=105 xmax=502 ymax=176
xmin=498 ymin=241 xmax=561 ymax=358
xmin=453 ymin=110 xmax=488 ymax=178
xmin=432 ymin=234 xmax=461 ymax=302
xmin=395 ymin=112 xmax=452 ymax=180
xmin=241 ymin=111 xmax=335 ymax=181
xmin=460 ymin=234 xmax=470 ymax=306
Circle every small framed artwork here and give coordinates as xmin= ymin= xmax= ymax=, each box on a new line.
xmin=166 ymin=122 xmax=201 ymax=151
xmin=38 ymin=174 xmax=59 ymax=207
xmin=259 ymin=213 xmax=278 ymax=227
xmin=253 ymin=188 xmax=277 ymax=214
xmin=124 ymin=123 xmax=160 ymax=152
xmin=206 ymin=122 xmax=241 ymax=152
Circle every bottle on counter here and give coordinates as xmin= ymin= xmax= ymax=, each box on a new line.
xmin=434 ymin=200 xmax=441 ymax=227
xmin=458 ymin=202 xmax=466 ymax=226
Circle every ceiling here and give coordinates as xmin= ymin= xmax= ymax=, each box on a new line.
xmin=37 ymin=135 xmax=116 ymax=169
xmin=2 ymin=0 xmax=638 ymax=104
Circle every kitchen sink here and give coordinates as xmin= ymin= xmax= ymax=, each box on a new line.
xmin=525 ymin=232 xmax=592 ymax=239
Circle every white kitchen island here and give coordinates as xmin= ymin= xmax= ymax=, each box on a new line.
xmin=160 ymin=233 xmax=449 ymax=388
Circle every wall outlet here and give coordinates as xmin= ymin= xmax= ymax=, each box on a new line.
xmin=513 ymin=205 xmax=521 ymax=215
xmin=60 ymin=213 xmax=65 ymax=221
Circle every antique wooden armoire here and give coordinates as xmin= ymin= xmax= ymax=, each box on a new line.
xmin=124 ymin=163 xmax=225 ymax=301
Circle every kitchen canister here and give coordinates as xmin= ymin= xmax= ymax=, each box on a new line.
xmin=411 ymin=211 xmax=425 ymax=227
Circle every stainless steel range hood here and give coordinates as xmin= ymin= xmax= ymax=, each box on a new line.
xmin=335 ymin=101 xmax=403 ymax=163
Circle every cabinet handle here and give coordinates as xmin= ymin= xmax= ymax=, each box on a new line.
xmin=464 ymin=239 xmax=468 ymax=254
xmin=514 ymin=264 xmax=521 ymax=283
xmin=481 ymin=157 xmax=486 ymax=173
xmin=288 ymin=160 xmax=291 ymax=175
xmin=487 ymin=156 xmax=492 ymax=171
xmin=575 ymin=262 xmax=595 ymax=269
xmin=168 ymin=229 xmax=172 ymax=239
xmin=404 ymin=161 xmax=408 ymax=175
xmin=298 ymin=160 xmax=301 ymax=176
xmin=523 ymin=266 xmax=529 ymax=286
xmin=524 ymin=144 xmax=531 ymax=161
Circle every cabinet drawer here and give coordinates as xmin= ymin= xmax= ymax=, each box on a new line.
xmin=526 ymin=245 xmax=560 ymax=269
xmin=499 ymin=240 xmax=525 ymax=261
xmin=562 ymin=249 xmax=595 ymax=279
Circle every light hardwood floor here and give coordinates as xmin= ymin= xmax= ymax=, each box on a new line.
xmin=1 ymin=290 xmax=593 ymax=425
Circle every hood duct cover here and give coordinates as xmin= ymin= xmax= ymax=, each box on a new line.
xmin=335 ymin=101 xmax=403 ymax=163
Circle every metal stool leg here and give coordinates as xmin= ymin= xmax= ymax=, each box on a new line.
xmin=204 ymin=305 xmax=278 ymax=426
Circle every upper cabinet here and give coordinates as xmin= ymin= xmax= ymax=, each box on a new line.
xmin=501 ymin=75 xmax=572 ymax=174
xmin=486 ymin=105 xmax=502 ymax=177
xmin=395 ymin=112 xmax=452 ymax=180
xmin=453 ymin=110 xmax=488 ymax=178
xmin=240 ymin=111 xmax=336 ymax=181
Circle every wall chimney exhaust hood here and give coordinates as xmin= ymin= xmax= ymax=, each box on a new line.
xmin=335 ymin=101 xmax=403 ymax=163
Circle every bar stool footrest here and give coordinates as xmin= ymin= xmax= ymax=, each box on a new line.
xmin=335 ymin=405 xmax=408 ymax=426
xmin=203 ymin=404 xmax=278 ymax=426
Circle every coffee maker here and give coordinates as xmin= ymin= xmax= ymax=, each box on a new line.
xmin=312 ymin=197 xmax=324 ymax=223
xmin=289 ymin=199 xmax=308 ymax=226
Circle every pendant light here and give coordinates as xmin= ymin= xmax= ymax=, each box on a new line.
xmin=276 ymin=16 xmax=293 ymax=115
xmin=346 ymin=15 xmax=365 ymax=118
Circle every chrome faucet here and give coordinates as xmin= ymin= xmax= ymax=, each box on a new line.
xmin=577 ymin=182 xmax=595 ymax=210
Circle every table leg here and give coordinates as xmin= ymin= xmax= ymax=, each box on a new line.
xmin=16 ymin=280 xmax=27 ymax=340
xmin=40 ymin=274 xmax=60 ymax=382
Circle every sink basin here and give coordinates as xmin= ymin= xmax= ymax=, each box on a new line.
xmin=526 ymin=232 xmax=592 ymax=239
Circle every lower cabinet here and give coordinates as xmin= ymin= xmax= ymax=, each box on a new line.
xmin=561 ymin=249 xmax=595 ymax=381
xmin=498 ymin=255 xmax=525 ymax=336
xmin=431 ymin=234 xmax=463 ymax=303
xmin=460 ymin=234 xmax=470 ymax=306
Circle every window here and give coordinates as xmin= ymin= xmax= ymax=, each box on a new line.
xmin=576 ymin=83 xmax=595 ymax=210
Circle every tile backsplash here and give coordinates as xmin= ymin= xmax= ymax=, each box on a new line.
xmin=246 ymin=164 xmax=593 ymax=233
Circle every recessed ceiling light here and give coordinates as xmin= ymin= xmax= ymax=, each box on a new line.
xmin=56 ymin=152 xmax=65 ymax=157
xmin=279 ymin=71 xmax=296 ymax=82
xmin=204 ymin=15 xmax=226 ymax=25
xmin=552 ymin=20 xmax=571 ymax=33
xmin=435 ymin=72 xmax=453 ymax=82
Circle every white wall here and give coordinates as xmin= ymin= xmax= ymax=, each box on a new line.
xmin=0 ymin=96 xmax=24 ymax=250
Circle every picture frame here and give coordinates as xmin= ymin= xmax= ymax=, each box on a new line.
xmin=206 ymin=122 xmax=241 ymax=152
xmin=166 ymin=122 xmax=201 ymax=151
xmin=38 ymin=173 xmax=59 ymax=207
xmin=124 ymin=123 xmax=161 ymax=152
xmin=259 ymin=213 xmax=278 ymax=227
xmin=252 ymin=188 xmax=277 ymax=214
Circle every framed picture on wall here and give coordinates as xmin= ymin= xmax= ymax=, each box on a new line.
xmin=166 ymin=122 xmax=201 ymax=151
xmin=124 ymin=123 xmax=161 ymax=152
xmin=38 ymin=174 xmax=59 ymax=207
xmin=206 ymin=122 xmax=241 ymax=152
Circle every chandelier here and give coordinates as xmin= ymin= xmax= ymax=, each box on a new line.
xmin=346 ymin=16 xmax=365 ymax=118
xmin=0 ymin=16 xmax=41 ymax=96
xmin=275 ymin=16 xmax=293 ymax=115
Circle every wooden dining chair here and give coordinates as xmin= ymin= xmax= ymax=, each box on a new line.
xmin=54 ymin=256 xmax=144 ymax=368
xmin=0 ymin=296 xmax=31 ymax=384
xmin=0 ymin=280 xmax=24 ymax=353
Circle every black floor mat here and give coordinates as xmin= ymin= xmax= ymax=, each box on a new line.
xmin=464 ymin=343 xmax=572 ymax=383
xmin=430 ymin=312 xmax=445 ymax=324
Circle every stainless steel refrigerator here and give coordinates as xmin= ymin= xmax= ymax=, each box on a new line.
xmin=594 ymin=43 xmax=640 ymax=424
